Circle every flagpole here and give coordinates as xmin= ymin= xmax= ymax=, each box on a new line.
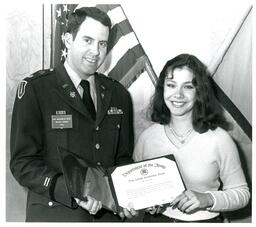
xmin=50 ymin=4 xmax=54 ymax=68
xmin=208 ymin=5 xmax=253 ymax=77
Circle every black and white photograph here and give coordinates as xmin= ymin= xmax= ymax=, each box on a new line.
xmin=4 ymin=0 xmax=254 ymax=223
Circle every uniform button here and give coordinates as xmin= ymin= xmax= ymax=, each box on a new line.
xmin=117 ymin=124 xmax=120 ymax=128
xmin=97 ymin=162 xmax=101 ymax=166
xmin=95 ymin=126 xmax=99 ymax=131
xmin=48 ymin=201 xmax=53 ymax=207
xmin=95 ymin=144 xmax=100 ymax=149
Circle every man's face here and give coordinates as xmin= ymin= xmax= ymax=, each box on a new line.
xmin=65 ymin=16 xmax=109 ymax=79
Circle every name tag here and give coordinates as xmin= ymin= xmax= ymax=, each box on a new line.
xmin=51 ymin=115 xmax=73 ymax=129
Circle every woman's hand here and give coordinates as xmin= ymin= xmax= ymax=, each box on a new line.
xmin=145 ymin=205 xmax=165 ymax=215
xmin=170 ymin=190 xmax=214 ymax=213
xmin=119 ymin=208 xmax=138 ymax=219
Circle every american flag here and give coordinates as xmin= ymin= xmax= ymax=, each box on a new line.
xmin=52 ymin=4 xmax=157 ymax=88
xmin=52 ymin=4 xmax=77 ymax=67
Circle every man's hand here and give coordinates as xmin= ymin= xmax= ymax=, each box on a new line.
xmin=119 ymin=208 xmax=138 ymax=219
xmin=74 ymin=196 xmax=102 ymax=215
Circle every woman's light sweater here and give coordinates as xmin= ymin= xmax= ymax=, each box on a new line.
xmin=133 ymin=124 xmax=250 ymax=221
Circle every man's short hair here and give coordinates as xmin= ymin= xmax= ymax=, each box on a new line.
xmin=67 ymin=7 xmax=112 ymax=39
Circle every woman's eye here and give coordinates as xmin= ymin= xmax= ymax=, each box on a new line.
xmin=184 ymin=84 xmax=194 ymax=89
xmin=166 ymin=83 xmax=176 ymax=88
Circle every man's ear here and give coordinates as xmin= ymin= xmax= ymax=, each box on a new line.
xmin=64 ymin=33 xmax=73 ymax=49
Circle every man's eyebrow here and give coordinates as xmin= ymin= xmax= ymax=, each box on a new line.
xmin=81 ymin=36 xmax=108 ymax=42
xmin=81 ymin=35 xmax=93 ymax=39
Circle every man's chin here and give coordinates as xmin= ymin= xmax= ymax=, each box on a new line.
xmin=82 ymin=68 xmax=98 ymax=76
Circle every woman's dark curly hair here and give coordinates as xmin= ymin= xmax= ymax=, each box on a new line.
xmin=150 ymin=53 xmax=230 ymax=133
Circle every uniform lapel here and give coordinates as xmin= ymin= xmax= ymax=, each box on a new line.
xmin=54 ymin=65 xmax=94 ymax=121
xmin=95 ymin=75 xmax=112 ymax=125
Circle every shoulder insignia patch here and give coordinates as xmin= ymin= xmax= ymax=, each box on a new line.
xmin=17 ymin=80 xmax=27 ymax=99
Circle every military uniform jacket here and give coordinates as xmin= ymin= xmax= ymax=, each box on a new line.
xmin=10 ymin=64 xmax=134 ymax=222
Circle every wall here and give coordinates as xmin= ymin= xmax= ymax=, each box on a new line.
xmin=6 ymin=3 xmax=51 ymax=221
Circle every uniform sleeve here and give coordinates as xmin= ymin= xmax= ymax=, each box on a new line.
xmin=10 ymin=80 xmax=75 ymax=208
xmin=114 ymin=88 xmax=134 ymax=165
xmin=207 ymin=130 xmax=250 ymax=211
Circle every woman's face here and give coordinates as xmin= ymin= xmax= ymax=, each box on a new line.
xmin=164 ymin=66 xmax=196 ymax=118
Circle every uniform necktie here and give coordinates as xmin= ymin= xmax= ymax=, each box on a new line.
xmin=80 ymin=80 xmax=96 ymax=120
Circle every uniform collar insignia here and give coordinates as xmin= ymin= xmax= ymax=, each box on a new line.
xmin=69 ymin=91 xmax=76 ymax=98
xmin=62 ymin=84 xmax=69 ymax=89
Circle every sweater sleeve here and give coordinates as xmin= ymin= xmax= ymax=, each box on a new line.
xmin=133 ymin=132 xmax=146 ymax=162
xmin=207 ymin=129 xmax=250 ymax=211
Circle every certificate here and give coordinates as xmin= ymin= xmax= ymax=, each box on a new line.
xmin=108 ymin=155 xmax=185 ymax=210
xmin=58 ymin=146 xmax=185 ymax=213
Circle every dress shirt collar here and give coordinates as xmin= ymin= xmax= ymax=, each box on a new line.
xmin=64 ymin=61 xmax=96 ymax=89
xmin=64 ymin=61 xmax=97 ymax=110
xmin=64 ymin=61 xmax=81 ymax=90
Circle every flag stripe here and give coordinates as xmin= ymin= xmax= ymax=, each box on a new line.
xmin=119 ymin=55 xmax=147 ymax=88
xmin=77 ymin=4 xmax=121 ymax=24
xmin=96 ymin=4 xmax=119 ymax=14
xmin=104 ymin=5 xmax=126 ymax=26
xmin=99 ymin=32 xmax=140 ymax=74
xmin=95 ymin=5 xmax=139 ymax=54
xmin=76 ymin=5 xmax=124 ymax=28
xmin=108 ymin=20 xmax=134 ymax=52
xmin=76 ymin=4 xmax=119 ymax=14
xmin=108 ymin=44 xmax=145 ymax=81
xmin=76 ymin=3 xmax=96 ymax=9
xmin=213 ymin=80 xmax=252 ymax=140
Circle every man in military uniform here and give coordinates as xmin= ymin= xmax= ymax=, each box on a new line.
xmin=10 ymin=7 xmax=136 ymax=222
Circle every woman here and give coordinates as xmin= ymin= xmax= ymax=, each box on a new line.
xmin=133 ymin=54 xmax=250 ymax=222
